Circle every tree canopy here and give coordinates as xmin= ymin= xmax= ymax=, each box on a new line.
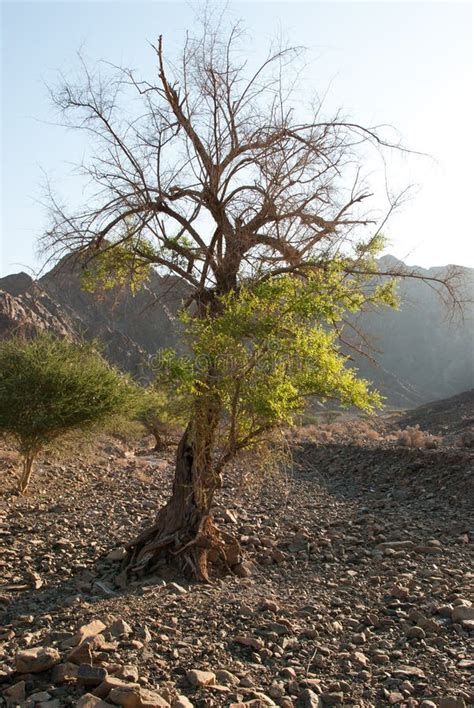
xmin=0 ymin=334 xmax=135 ymax=492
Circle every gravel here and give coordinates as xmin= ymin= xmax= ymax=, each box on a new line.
xmin=0 ymin=411 xmax=473 ymax=707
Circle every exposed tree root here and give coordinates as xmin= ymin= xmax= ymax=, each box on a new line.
xmin=118 ymin=510 xmax=241 ymax=585
xmin=118 ymin=420 xmax=241 ymax=586
xmin=117 ymin=428 xmax=240 ymax=584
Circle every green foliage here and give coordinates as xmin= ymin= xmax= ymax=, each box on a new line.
xmin=81 ymin=241 xmax=154 ymax=294
xmin=80 ymin=221 xmax=160 ymax=294
xmin=132 ymin=384 xmax=187 ymax=449
xmin=0 ymin=334 xmax=137 ymax=460
xmin=80 ymin=224 xmax=197 ymax=295
xmin=155 ymin=263 xmax=396 ymax=459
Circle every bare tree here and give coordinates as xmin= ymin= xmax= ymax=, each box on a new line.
xmin=43 ymin=18 xmax=463 ymax=582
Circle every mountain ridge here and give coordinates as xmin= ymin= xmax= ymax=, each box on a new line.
xmin=0 ymin=257 xmax=472 ymax=407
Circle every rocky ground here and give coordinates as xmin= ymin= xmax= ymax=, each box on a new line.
xmin=0 ymin=401 xmax=473 ymax=708
xmin=396 ymin=390 xmax=474 ymax=443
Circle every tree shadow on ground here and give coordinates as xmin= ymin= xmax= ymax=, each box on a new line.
xmin=2 ymin=441 xmax=471 ymax=626
xmin=0 ymin=557 xmax=190 ymax=627
xmin=291 ymin=440 xmax=473 ymax=507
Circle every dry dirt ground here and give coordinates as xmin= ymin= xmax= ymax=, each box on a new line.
xmin=0 ymin=401 xmax=473 ymax=708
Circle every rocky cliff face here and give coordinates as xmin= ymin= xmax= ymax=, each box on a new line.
xmin=0 ymin=274 xmax=76 ymax=341
xmin=0 ymin=262 xmax=187 ymax=381
xmin=0 ymin=257 xmax=472 ymax=406
xmin=38 ymin=258 xmax=188 ymax=380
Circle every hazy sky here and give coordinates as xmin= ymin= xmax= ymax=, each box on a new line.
xmin=1 ymin=1 xmax=473 ymax=277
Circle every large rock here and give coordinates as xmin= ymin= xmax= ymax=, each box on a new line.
xmin=76 ymin=619 xmax=107 ymax=644
xmin=94 ymin=678 xmax=141 ymax=700
xmin=296 ymin=689 xmax=322 ymax=707
xmin=234 ymin=635 xmax=264 ymax=651
xmin=186 ymin=669 xmax=216 ymax=687
xmin=51 ymin=662 xmax=80 ymax=684
xmin=215 ymin=669 xmax=239 ymax=686
xmin=452 ymin=606 xmax=474 ymax=622
xmin=108 ymin=618 xmax=133 ymax=637
xmin=392 ymin=666 xmax=426 ymax=679
xmin=2 ymin=681 xmax=26 ymax=703
xmin=15 ymin=646 xmax=60 ymax=674
xmin=172 ymin=697 xmax=194 ymax=708
xmin=438 ymin=699 xmax=467 ymax=708
xmin=137 ymin=689 xmax=171 ymax=707
xmin=108 ymin=685 xmax=170 ymax=707
xmin=76 ymin=695 xmax=115 ymax=708
xmin=67 ymin=635 xmax=105 ymax=665
xmin=77 ymin=664 xmax=108 ymax=687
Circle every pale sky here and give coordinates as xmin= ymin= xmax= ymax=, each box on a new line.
xmin=1 ymin=1 xmax=473 ymax=277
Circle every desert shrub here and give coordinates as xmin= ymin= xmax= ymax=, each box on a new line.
xmin=396 ymin=425 xmax=440 ymax=449
xmin=318 ymin=429 xmax=334 ymax=444
xmin=296 ymin=416 xmax=384 ymax=446
xmin=458 ymin=430 xmax=474 ymax=448
xmin=0 ymin=334 xmax=136 ymax=492
xmin=321 ymin=411 xmax=341 ymax=425
xmin=101 ymin=415 xmax=146 ymax=446
xmin=363 ymin=428 xmax=381 ymax=442
xmin=135 ymin=387 xmax=186 ymax=450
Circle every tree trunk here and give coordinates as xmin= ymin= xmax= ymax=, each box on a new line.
xmin=18 ymin=453 xmax=35 ymax=494
xmin=121 ymin=415 xmax=241 ymax=583
xmin=151 ymin=427 xmax=166 ymax=452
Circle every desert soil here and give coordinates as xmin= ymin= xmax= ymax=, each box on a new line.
xmin=0 ymin=408 xmax=473 ymax=708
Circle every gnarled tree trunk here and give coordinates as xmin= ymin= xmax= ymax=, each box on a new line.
xmin=121 ymin=403 xmax=241 ymax=583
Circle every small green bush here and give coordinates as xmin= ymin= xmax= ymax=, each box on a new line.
xmin=135 ymin=387 xmax=186 ymax=450
xmin=0 ymin=334 xmax=136 ymax=492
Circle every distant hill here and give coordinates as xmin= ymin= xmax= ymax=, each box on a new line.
xmin=347 ymin=256 xmax=474 ymax=407
xmin=397 ymin=388 xmax=474 ymax=437
xmin=0 ymin=255 xmax=472 ymax=406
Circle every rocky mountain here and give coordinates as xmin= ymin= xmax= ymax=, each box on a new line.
xmin=0 ymin=256 xmax=472 ymax=406
xmin=0 ymin=259 xmax=189 ymax=382
xmin=347 ymin=257 xmax=474 ymax=407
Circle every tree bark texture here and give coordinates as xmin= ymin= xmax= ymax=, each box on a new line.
xmin=122 ymin=409 xmax=241 ymax=583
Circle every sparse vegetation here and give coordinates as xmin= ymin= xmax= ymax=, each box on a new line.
xmin=0 ymin=334 xmax=136 ymax=493
xmin=134 ymin=387 xmax=186 ymax=451
xmin=396 ymin=424 xmax=441 ymax=449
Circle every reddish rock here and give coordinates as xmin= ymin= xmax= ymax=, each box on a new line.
xmin=15 ymin=646 xmax=60 ymax=674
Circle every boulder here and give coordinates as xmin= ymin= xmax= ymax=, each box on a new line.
xmin=15 ymin=646 xmax=60 ymax=674
xmin=108 ymin=618 xmax=133 ymax=637
xmin=2 ymin=681 xmax=26 ymax=703
xmin=172 ymin=697 xmax=194 ymax=708
xmin=296 ymin=689 xmax=322 ymax=707
xmin=76 ymin=695 xmax=115 ymax=708
xmin=77 ymin=620 xmax=107 ymax=644
xmin=68 ymin=635 xmax=104 ymax=665
xmin=234 ymin=635 xmax=264 ymax=650
xmin=186 ymin=669 xmax=216 ymax=687
xmin=51 ymin=662 xmax=80 ymax=684
xmin=77 ymin=663 xmax=108 ymax=687
xmin=215 ymin=669 xmax=239 ymax=686
xmin=452 ymin=606 xmax=474 ymax=622
xmin=94 ymin=678 xmax=141 ymax=700
xmin=108 ymin=685 xmax=170 ymax=707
